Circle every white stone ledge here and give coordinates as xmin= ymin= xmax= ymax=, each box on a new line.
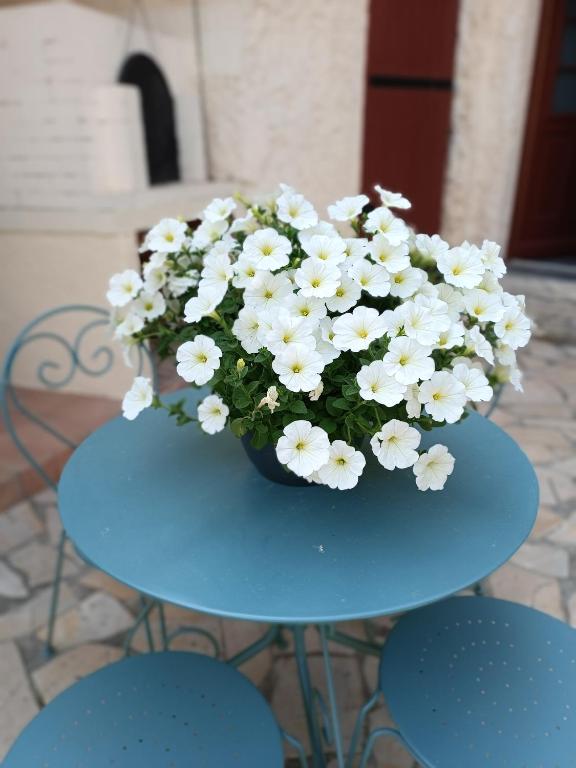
xmin=0 ymin=181 xmax=239 ymax=234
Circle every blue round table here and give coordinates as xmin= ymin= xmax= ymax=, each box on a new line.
xmin=58 ymin=388 xmax=538 ymax=767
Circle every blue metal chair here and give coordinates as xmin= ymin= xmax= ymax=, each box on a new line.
xmin=349 ymin=596 xmax=576 ymax=767
xmin=3 ymin=650 xmax=306 ymax=767
xmin=0 ymin=305 xmax=157 ymax=654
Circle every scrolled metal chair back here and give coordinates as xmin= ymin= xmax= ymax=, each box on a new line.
xmin=1 ymin=305 xmax=155 ymax=490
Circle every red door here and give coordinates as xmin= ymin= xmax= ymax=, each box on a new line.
xmin=509 ymin=0 xmax=576 ymax=260
xmin=362 ymin=0 xmax=460 ymax=234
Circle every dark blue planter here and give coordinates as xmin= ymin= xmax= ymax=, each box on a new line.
xmin=240 ymin=434 xmax=310 ymax=486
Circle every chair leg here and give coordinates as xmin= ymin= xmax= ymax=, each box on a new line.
xmin=346 ymin=690 xmax=380 ymax=768
xmin=45 ymin=529 xmax=67 ymax=656
xmin=358 ymin=727 xmax=408 ymax=768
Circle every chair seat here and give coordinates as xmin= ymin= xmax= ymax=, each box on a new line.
xmin=4 ymin=651 xmax=284 ymax=768
xmin=380 ymin=597 xmax=576 ymax=768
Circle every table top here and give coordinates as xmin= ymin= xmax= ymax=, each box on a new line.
xmin=59 ymin=389 xmax=538 ymax=625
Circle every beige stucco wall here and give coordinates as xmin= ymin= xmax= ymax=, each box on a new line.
xmin=198 ymin=0 xmax=370 ymax=210
xmin=441 ymin=0 xmax=542 ymax=250
xmin=0 ymin=231 xmax=141 ymax=397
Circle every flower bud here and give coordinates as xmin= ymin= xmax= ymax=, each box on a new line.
xmin=236 ymin=358 xmax=246 ymax=371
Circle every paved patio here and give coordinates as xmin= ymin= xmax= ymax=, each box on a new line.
xmin=0 ymin=271 xmax=575 ymax=767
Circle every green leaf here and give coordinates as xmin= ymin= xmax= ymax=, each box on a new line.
xmin=230 ymin=417 xmax=248 ymax=437
xmin=232 ymin=390 xmax=252 ymax=409
xmin=342 ymin=383 xmax=359 ymax=398
xmin=289 ymin=400 xmax=308 ymax=415
xmin=319 ymin=419 xmax=338 ymax=434
xmin=332 ymin=398 xmax=350 ymax=411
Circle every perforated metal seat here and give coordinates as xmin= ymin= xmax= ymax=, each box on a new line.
xmin=3 ymin=651 xmax=287 ymax=767
xmin=377 ymin=597 xmax=576 ymax=768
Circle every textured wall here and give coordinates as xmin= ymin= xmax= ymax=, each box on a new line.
xmin=198 ymin=0 xmax=370 ymax=210
xmin=441 ymin=0 xmax=542 ymax=250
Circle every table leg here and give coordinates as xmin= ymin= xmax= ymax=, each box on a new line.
xmin=291 ymin=625 xmax=327 ymax=768
xmin=318 ymin=625 xmax=345 ymax=768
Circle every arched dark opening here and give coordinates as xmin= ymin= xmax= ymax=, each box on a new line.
xmin=118 ymin=53 xmax=180 ymax=185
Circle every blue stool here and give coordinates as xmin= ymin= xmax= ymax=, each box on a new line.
xmin=350 ymin=597 xmax=576 ymax=768
xmin=3 ymin=650 xmax=305 ymax=767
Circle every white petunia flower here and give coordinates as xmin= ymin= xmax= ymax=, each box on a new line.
xmin=113 ymin=305 xmax=145 ymax=339
xmin=265 ymin=312 xmax=316 ymax=355
xmin=452 ymin=363 xmax=493 ymax=402
xmin=343 ymin=237 xmax=370 ymax=264
xmin=192 ymin=219 xmax=229 ymax=248
xmin=465 ymin=325 xmax=494 ymax=365
xmin=332 ymin=306 xmax=388 ymax=352
xmin=197 ymin=394 xmax=229 ymax=434
xmin=298 ymin=221 xmax=339 ymax=243
xmin=477 ymin=271 xmax=504 ymax=296
xmin=242 ymin=228 xmax=292 ymax=270
xmin=232 ymin=306 xmax=267 ymax=354
xmin=462 ymin=288 xmax=505 ymax=323
xmin=413 ymin=444 xmax=455 ymax=491
xmin=370 ymin=419 xmax=421 ymax=470
xmin=183 ymin=290 xmax=221 ymax=324
xmin=374 ymin=185 xmax=411 ymax=209
xmin=389 ymin=267 xmax=426 ymax=298
xmin=314 ymin=319 xmax=341 ymax=365
xmin=436 ymin=283 xmax=465 ymax=319
xmin=317 ymin=440 xmax=366 ymax=490
xmin=327 ymin=194 xmax=370 ymax=221
xmin=229 ymin=210 xmax=258 ymax=235
xmin=382 ymin=337 xmax=435 ymax=385
xmin=272 ymin=346 xmax=324 ymax=392
xmin=146 ymin=218 xmax=187 ymax=253
xmin=325 ymin=275 xmax=362 ymax=313
xmin=168 ymin=272 xmax=198 ymax=298
xmin=122 ymin=376 xmax=153 ymax=420
xmin=143 ymin=262 xmax=167 ymax=293
xmin=301 ymin=234 xmax=347 ymax=264
xmin=357 ymin=360 xmax=407 ymax=406
xmin=285 ymin=293 xmax=327 ymax=324
xmin=398 ymin=300 xmax=448 ymax=346
xmin=107 ymin=269 xmax=143 ymax=307
xmin=276 ymin=191 xmax=318 ymax=230
xmin=276 ymin=420 xmax=330 ymax=477
xmin=418 ymin=371 xmax=467 ymax=423
xmin=437 ymin=245 xmax=485 ymax=289
xmin=244 ymin=271 xmax=293 ymax=310
xmin=200 ymin=251 xmax=234 ymax=297
xmin=494 ymin=306 xmax=531 ymax=349
xmin=481 ymin=239 xmax=506 ymax=278
xmin=232 ymin=256 xmax=264 ymax=289
xmin=203 ymin=197 xmax=236 ymax=223
xmin=309 ymin=381 xmax=324 ymax=401
xmin=176 ymin=335 xmax=222 ymax=385
xmin=364 ymin=207 xmax=410 ymax=245
xmin=348 ymin=259 xmax=390 ymax=297
xmin=404 ymin=383 xmax=421 ymax=418
xmin=413 ymin=234 xmax=449 ymax=264
xmin=133 ymin=291 xmax=166 ymax=321
xmin=368 ymin=235 xmax=410 ymax=273
xmin=258 ymin=385 xmax=280 ymax=412
xmin=436 ymin=322 xmax=466 ymax=350
xmin=295 ymin=258 xmax=342 ymax=298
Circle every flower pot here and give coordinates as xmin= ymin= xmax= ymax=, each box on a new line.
xmin=240 ymin=434 xmax=311 ymax=487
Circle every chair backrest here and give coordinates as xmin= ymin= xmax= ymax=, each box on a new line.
xmin=1 ymin=304 xmax=156 ymax=490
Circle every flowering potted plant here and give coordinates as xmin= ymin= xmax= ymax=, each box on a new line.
xmin=108 ymin=184 xmax=531 ymax=491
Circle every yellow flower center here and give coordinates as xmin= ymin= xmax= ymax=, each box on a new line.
xmin=295 ymin=441 xmax=305 ymax=450
xmin=292 ymin=365 xmax=302 ymax=374
xmin=197 ymin=353 xmax=208 ymax=363
xmin=164 ymin=233 xmax=174 ymax=242
xmin=311 ymin=279 xmax=321 ymax=288
xmin=264 ymin=290 xmax=274 ymax=299
xmin=261 ymin=244 xmax=273 ymax=256
xmin=336 ymin=457 xmax=347 ymax=466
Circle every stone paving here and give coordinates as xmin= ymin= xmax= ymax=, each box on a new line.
xmin=0 ymin=271 xmax=575 ymax=766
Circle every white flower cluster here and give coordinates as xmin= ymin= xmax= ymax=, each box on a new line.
xmin=111 ymin=184 xmax=531 ymax=493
